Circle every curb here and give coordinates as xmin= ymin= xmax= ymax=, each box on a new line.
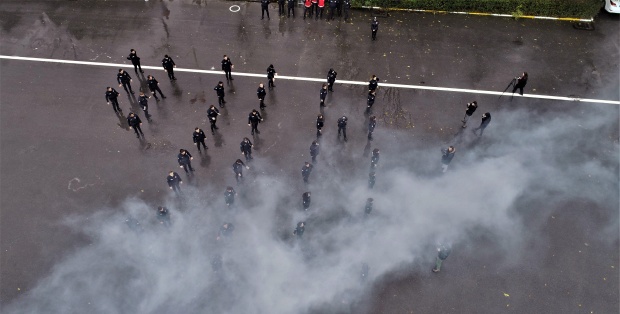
xmin=360 ymin=6 xmax=594 ymax=22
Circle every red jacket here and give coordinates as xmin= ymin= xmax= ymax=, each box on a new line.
xmin=318 ymin=0 xmax=325 ymax=7
xmin=305 ymin=0 xmax=311 ymax=7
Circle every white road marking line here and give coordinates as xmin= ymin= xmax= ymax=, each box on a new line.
xmin=1 ymin=55 xmax=618 ymax=105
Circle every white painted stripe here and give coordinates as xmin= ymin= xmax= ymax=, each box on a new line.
xmin=1 ymin=55 xmax=618 ymax=105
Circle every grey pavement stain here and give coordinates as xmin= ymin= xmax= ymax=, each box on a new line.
xmin=67 ymin=177 xmax=97 ymax=192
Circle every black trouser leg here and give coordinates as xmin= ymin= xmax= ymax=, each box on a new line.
xmin=133 ymin=127 xmax=141 ymax=137
xmin=111 ymin=99 xmax=120 ymax=112
xmin=133 ymin=64 xmax=139 ymax=73
xmin=137 ymin=62 xmax=143 ymax=73
xmin=135 ymin=125 xmax=144 ymax=136
xmin=154 ymin=87 xmax=165 ymax=98
xmin=288 ymin=6 xmax=294 ymax=17
xmin=343 ymin=128 xmax=347 ymax=140
xmin=344 ymin=8 xmax=349 ymax=20
xmin=210 ymin=122 xmax=216 ymax=132
xmin=317 ymin=128 xmax=322 ymax=137
xmin=328 ymin=81 xmax=334 ymax=91
xmin=218 ymin=96 xmax=225 ymax=106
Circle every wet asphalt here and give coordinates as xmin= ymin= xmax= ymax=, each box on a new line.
xmin=0 ymin=0 xmax=618 ymax=313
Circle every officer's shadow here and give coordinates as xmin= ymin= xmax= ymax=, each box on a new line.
xmin=213 ymin=131 xmax=225 ymax=147
xmin=136 ymin=72 xmax=147 ymax=92
xmin=199 ymin=150 xmax=211 ymax=168
xmin=363 ymin=140 xmax=371 ymax=157
xmin=116 ymin=113 xmax=130 ymax=130
xmin=126 ymin=94 xmax=140 ymax=112
xmin=252 ymin=136 xmax=263 ymax=152
xmin=171 ymin=81 xmax=183 ymax=98
xmin=263 ymin=19 xmax=272 ymax=39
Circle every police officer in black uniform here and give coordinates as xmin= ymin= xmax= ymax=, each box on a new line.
xmin=310 ymin=140 xmax=320 ymax=162
xmin=167 ymin=171 xmax=182 ymax=194
xmin=278 ymin=0 xmax=285 ymax=16
xmin=248 ymin=109 xmax=264 ymax=135
xmin=327 ymin=68 xmax=337 ymax=92
xmin=217 ymin=223 xmax=235 ymax=241
xmin=261 ymin=0 xmax=270 ymax=19
xmin=302 ymin=192 xmax=311 ymax=210
xmin=233 ymin=159 xmax=249 ymax=183
xmin=316 ymin=114 xmax=325 ymax=138
xmin=117 ymin=69 xmax=134 ymax=94
xmin=293 ymin=221 xmax=305 ymax=238
xmin=302 ymin=162 xmax=313 ymax=183
xmin=207 ymin=105 xmax=221 ymax=134
xmin=368 ymin=171 xmax=376 ymax=189
xmin=240 ymin=137 xmax=254 ymax=161
xmin=177 ymin=149 xmax=195 ymax=174
xmin=214 ymin=81 xmax=226 ymax=107
xmin=343 ymin=0 xmax=351 ymax=21
xmin=512 ymin=72 xmax=528 ymax=95
xmin=368 ymin=75 xmax=379 ymax=92
xmin=267 ymin=64 xmax=277 ymax=88
xmin=257 ymin=83 xmax=267 ymax=109
xmin=320 ymin=83 xmax=328 ymax=107
xmin=138 ymin=92 xmax=152 ymax=122
xmin=127 ymin=112 xmax=144 ymax=138
xmin=224 ymin=186 xmax=236 ymax=207
xmin=162 ymin=55 xmax=176 ymax=80
xmin=473 ymin=112 xmax=491 ymax=136
xmin=105 ymin=87 xmax=122 ymax=114
xmin=288 ymin=0 xmax=296 ymax=17
xmin=328 ymin=0 xmax=338 ymax=20
xmin=371 ymin=17 xmax=379 ymax=40
xmin=193 ymin=127 xmax=208 ymax=152
xmin=368 ymin=115 xmax=377 ymax=141
xmin=370 ymin=148 xmax=380 ymax=169
xmin=222 ymin=55 xmax=234 ymax=81
xmin=364 ymin=198 xmax=373 ymax=216
xmin=462 ymin=101 xmax=478 ymax=128
xmin=366 ymin=90 xmax=376 ymax=114
xmin=441 ymin=146 xmax=456 ymax=173
xmin=127 ymin=49 xmax=144 ymax=73
xmin=147 ymin=75 xmax=166 ymax=100
xmin=337 ymin=116 xmax=348 ymax=141
xmin=157 ymin=206 xmax=171 ymax=227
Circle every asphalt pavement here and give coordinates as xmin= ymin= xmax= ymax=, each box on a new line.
xmin=0 ymin=1 xmax=618 ymax=313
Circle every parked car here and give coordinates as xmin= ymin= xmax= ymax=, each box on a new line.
xmin=604 ymin=0 xmax=620 ymax=13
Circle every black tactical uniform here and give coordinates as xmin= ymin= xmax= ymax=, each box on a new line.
xmin=207 ymin=105 xmax=221 ymax=133
xmin=316 ymin=114 xmax=325 ymax=138
xmin=261 ymin=0 xmax=270 ymax=19
xmin=193 ymin=128 xmax=208 ymax=152
xmin=328 ymin=0 xmax=338 ymax=20
xmin=512 ymin=72 xmax=528 ymax=95
xmin=473 ymin=112 xmax=491 ymax=136
xmin=157 ymin=206 xmax=171 ymax=226
xmin=370 ymin=149 xmax=380 ymax=169
xmin=127 ymin=49 xmax=143 ymax=73
xmin=368 ymin=75 xmax=379 ymax=92
xmin=105 ymin=87 xmax=121 ymax=113
xmin=240 ymin=138 xmax=254 ymax=161
xmin=162 ymin=55 xmax=176 ymax=80
xmin=233 ymin=159 xmax=248 ymax=183
xmin=138 ymin=94 xmax=152 ymax=121
xmin=257 ymin=85 xmax=267 ymax=109
xmin=302 ymin=162 xmax=313 ymax=183
xmin=293 ymin=222 xmax=305 ymax=238
xmin=117 ymin=69 xmax=134 ymax=94
xmin=278 ymin=0 xmax=286 ymax=15
xmin=371 ymin=18 xmax=379 ymax=40
xmin=167 ymin=171 xmax=182 ymax=193
xmin=462 ymin=101 xmax=478 ymax=127
xmin=368 ymin=115 xmax=377 ymax=140
xmin=320 ymin=85 xmax=328 ymax=107
xmin=310 ymin=141 xmax=320 ymax=162
xmin=287 ymin=0 xmax=296 ymax=17
xmin=337 ymin=116 xmax=348 ymax=141
xmin=327 ymin=69 xmax=337 ymax=91
xmin=364 ymin=198 xmax=373 ymax=216
xmin=147 ymin=76 xmax=166 ymax=100
xmin=366 ymin=91 xmax=376 ymax=113
xmin=302 ymin=192 xmax=311 ymax=210
xmin=267 ymin=65 xmax=277 ymax=88
xmin=441 ymin=146 xmax=456 ymax=173
xmin=224 ymin=187 xmax=236 ymax=207
xmin=248 ymin=110 xmax=263 ymax=135
xmin=127 ymin=113 xmax=144 ymax=138
xmin=369 ymin=172 xmax=376 ymax=189
xmin=222 ymin=57 xmax=234 ymax=81
xmin=217 ymin=223 xmax=235 ymax=240
xmin=177 ymin=149 xmax=195 ymax=174
xmin=214 ymin=81 xmax=226 ymax=107
xmin=343 ymin=0 xmax=351 ymax=21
